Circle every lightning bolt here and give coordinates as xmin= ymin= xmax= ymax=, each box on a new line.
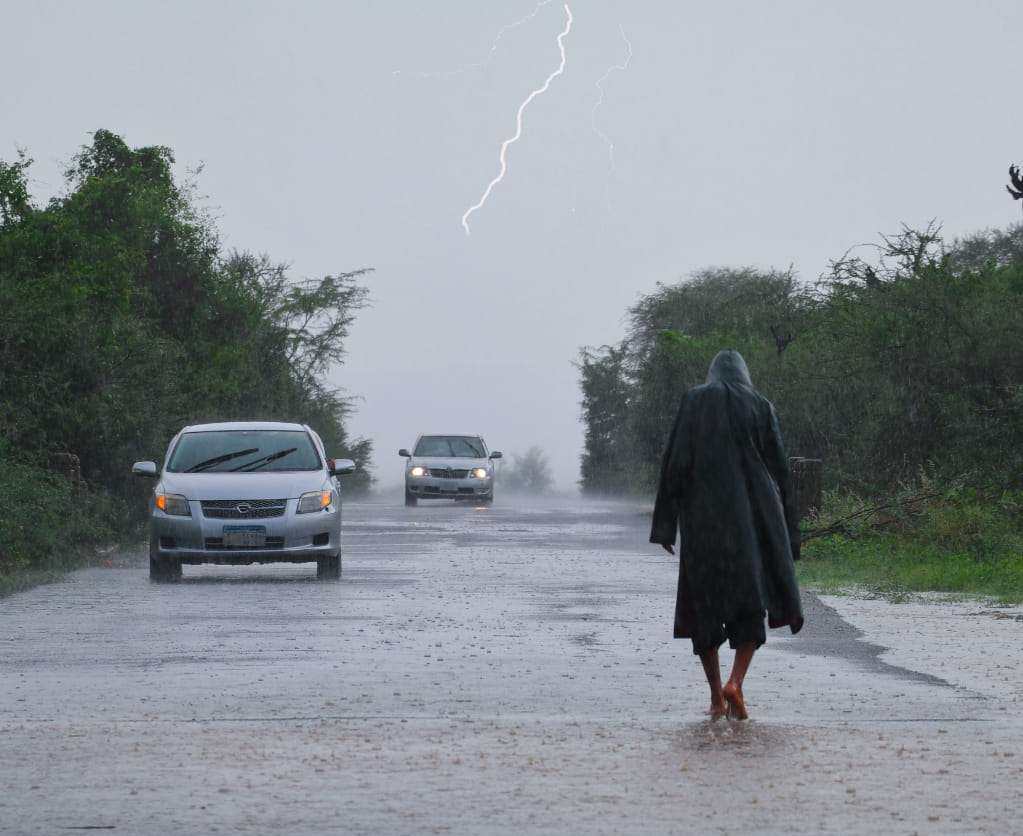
xmin=591 ymin=25 xmax=633 ymax=211
xmin=393 ymin=0 xmax=555 ymax=79
xmin=461 ymin=4 xmax=573 ymax=236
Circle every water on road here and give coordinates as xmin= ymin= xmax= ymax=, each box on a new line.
xmin=0 ymin=498 xmax=1019 ymax=834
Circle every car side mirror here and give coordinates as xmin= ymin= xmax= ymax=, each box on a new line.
xmin=132 ymin=461 xmax=158 ymax=478
xmin=398 ymin=448 xmax=411 ymax=458
xmin=489 ymin=451 xmax=503 ymax=460
xmin=329 ymin=458 xmax=357 ymax=476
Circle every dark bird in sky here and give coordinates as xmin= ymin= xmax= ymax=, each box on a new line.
xmin=1008 ymin=165 xmax=1023 ymax=200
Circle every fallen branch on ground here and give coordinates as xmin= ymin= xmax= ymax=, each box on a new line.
xmin=801 ymin=490 xmax=942 ymax=542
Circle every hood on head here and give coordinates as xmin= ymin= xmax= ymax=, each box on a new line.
xmin=706 ymin=349 xmax=754 ymax=387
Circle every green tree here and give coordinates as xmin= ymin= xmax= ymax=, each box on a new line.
xmin=578 ymin=225 xmax=1023 ymax=496
xmin=500 ymin=446 xmax=554 ymax=494
xmin=577 ymin=345 xmax=633 ymax=494
xmin=0 ymin=129 xmax=374 ymax=532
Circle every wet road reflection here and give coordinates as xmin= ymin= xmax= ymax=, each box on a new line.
xmin=0 ymin=497 xmax=1018 ymax=834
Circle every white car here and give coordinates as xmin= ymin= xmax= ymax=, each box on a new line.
xmin=399 ymin=434 xmax=502 ymax=507
xmin=132 ymin=421 xmax=356 ymax=581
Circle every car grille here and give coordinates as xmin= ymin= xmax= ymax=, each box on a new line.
xmin=201 ymin=499 xmax=287 ymax=519
xmin=423 ymin=486 xmax=476 ymax=495
xmin=205 ymin=536 xmax=285 ymax=551
xmin=430 ymin=469 xmax=469 ymax=479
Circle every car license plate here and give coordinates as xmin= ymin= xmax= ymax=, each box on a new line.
xmin=223 ymin=525 xmax=266 ymax=548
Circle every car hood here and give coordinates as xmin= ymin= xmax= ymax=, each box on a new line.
xmin=411 ymin=457 xmax=489 ymax=470
xmin=160 ymin=471 xmax=328 ymax=500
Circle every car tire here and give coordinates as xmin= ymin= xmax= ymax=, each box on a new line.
xmin=149 ymin=555 xmax=182 ymax=582
xmin=404 ymin=489 xmax=418 ymax=507
xmin=317 ymin=554 xmax=341 ymax=580
xmin=479 ymin=495 xmax=494 ymax=506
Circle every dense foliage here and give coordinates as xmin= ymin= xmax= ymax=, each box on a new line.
xmin=578 ymin=224 xmax=1023 ymax=497
xmin=0 ymin=131 xmax=371 ymax=584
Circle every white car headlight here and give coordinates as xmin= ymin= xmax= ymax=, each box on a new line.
xmin=155 ymin=492 xmax=190 ymax=516
xmin=297 ymin=489 xmax=334 ymax=513
xmin=410 ymin=466 xmax=427 ymax=477
xmin=471 ymin=468 xmax=489 ymax=479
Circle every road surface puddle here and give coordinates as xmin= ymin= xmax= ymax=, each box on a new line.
xmin=673 ymin=720 xmax=799 ymax=755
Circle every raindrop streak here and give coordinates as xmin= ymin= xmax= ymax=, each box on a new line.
xmin=461 ymin=4 xmax=573 ymax=236
xmin=393 ymin=0 xmax=555 ymax=79
xmin=591 ymin=25 xmax=633 ymax=212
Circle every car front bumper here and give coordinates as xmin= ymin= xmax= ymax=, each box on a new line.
xmin=406 ymin=475 xmax=492 ymax=500
xmin=150 ymin=499 xmax=341 ymax=564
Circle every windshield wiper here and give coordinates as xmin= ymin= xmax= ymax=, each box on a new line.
xmin=185 ymin=447 xmax=260 ymax=473
xmin=231 ymin=447 xmax=298 ymax=472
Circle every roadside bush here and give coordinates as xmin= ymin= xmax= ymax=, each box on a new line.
xmin=0 ymin=456 xmax=123 ymax=593
xmin=918 ymin=490 xmax=1023 ymax=563
xmin=499 ymin=446 xmax=555 ymax=494
xmin=800 ymin=488 xmax=1023 ymax=602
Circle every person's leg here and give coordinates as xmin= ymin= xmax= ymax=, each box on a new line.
xmin=698 ymin=645 xmax=726 ymax=717
xmin=722 ymin=616 xmax=766 ymax=720
xmin=722 ymin=643 xmax=755 ymax=719
xmin=692 ymin=620 xmax=727 ymax=717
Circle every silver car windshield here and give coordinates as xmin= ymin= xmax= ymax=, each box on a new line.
xmin=413 ymin=436 xmax=485 ymax=458
xmin=167 ymin=430 xmax=322 ymax=473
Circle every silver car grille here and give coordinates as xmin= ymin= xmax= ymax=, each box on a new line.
xmin=430 ymin=468 xmax=470 ymax=479
xmin=201 ymin=499 xmax=287 ymax=519
xmin=205 ymin=536 xmax=285 ymax=550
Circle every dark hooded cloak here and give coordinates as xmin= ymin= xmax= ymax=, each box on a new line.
xmin=650 ymin=350 xmax=803 ymax=643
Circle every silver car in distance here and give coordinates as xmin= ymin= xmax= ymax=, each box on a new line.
xmin=132 ymin=421 xmax=356 ymax=582
xmin=399 ymin=434 xmax=502 ymax=507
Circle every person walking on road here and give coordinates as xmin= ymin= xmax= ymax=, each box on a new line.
xmin=650 ymin=349 xmax=803 ymax=720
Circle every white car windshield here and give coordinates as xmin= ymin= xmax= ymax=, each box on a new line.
xmin=414 ymin=436 xmax=485 ymax=458
xmin=167 ymin=430 xmax=322 ymax=473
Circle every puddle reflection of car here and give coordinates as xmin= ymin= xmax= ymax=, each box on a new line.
xmin=132 ymin=421 xmax=356 ymax=582
xmin=399 ymin=434 xmax=502 ymax=507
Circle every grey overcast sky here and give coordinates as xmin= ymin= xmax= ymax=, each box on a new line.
xmin=4 ymin=1 xmax=1022 ymax=488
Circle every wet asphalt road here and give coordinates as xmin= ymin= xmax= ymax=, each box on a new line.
xmin=0 ymin=498 xmax=1020 ymax=835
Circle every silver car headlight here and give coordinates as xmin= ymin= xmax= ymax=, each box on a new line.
xmin=155 ymin=491 xmax=190 ymax=516
xmin=409 ymin=466 xmax=428 ymax=477
xmin=471 ymin=468 xmax=489 ymax=479
xmin=297 ymin=489 xmax=334 ymax=513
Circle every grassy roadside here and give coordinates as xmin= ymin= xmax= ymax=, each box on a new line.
xmin=0 ymin=458 xmax=136 ymax=599
xmin=800 ymin=534 xmax=1023 ymax=604
xmin=799 ymin=490 xmax=1023 ymax=604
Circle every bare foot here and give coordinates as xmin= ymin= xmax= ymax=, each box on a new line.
xmin=706 ymin=698 xmax=727 ymax=719
xmin=722 ymin=681 xmax=748 ymax=720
